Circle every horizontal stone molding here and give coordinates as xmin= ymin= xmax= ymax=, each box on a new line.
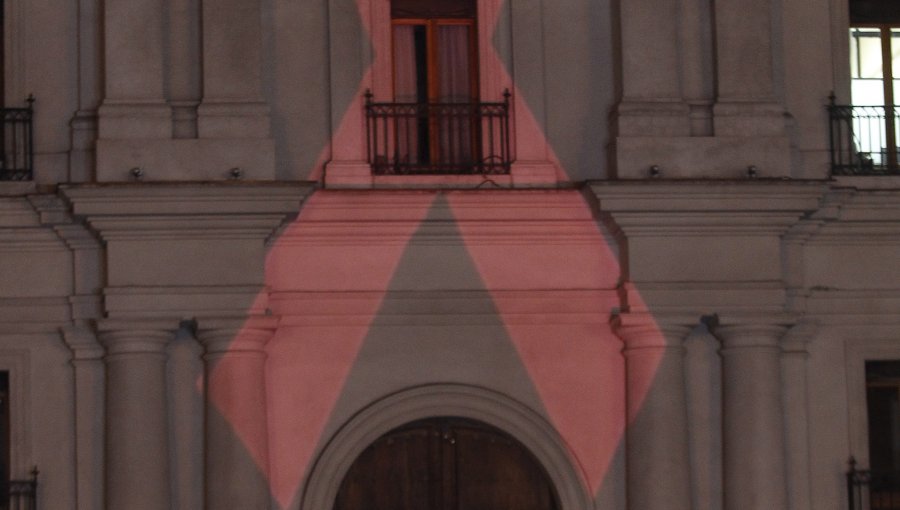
xmin=104 ymin=285 xmax=269 ymax=319
xmin=61 ymin=183 xmax=312 ymax=216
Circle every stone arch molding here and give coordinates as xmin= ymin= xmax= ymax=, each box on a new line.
xmin=299 ymin=384 xmax=593 ymax=510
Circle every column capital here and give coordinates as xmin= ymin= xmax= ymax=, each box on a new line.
xmin=781 ymin=319 xmax=819 ymax=354
xmin=195 ymin=316 xmax=277 ymax=355
xmin=612 ymin=314 xmax=694 ymax=350
xmin=97 ymin=319 xmax=179 ymax=356
xmin=60 ymin=324 xmax=104 ymax=360
xmin=715 ymin=323 xmax=789 ymax=350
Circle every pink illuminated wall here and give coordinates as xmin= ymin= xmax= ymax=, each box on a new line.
xmin=205 ymin=1 xmax=662 ymax=508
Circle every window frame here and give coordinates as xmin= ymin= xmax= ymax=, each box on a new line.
xmin=849 ymin=24 xmax=899 ymax=168
xmin=389 ymin=17 xmax=480 ymax=105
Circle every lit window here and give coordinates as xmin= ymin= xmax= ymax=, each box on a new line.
xmin=365 ymin=0 xmax=511 ymax=175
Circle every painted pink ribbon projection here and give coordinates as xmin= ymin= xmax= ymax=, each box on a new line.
xmin=205 ymin=2 xmax=667 ymax=509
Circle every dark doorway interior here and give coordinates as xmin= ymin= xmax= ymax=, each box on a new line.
xmin=867 ymin=361 xmax=900 ymax=474
xmin=334 ymin=417 xmax=560 ymax=510
xmin=0 ymin=372 xmax=9 ymax=510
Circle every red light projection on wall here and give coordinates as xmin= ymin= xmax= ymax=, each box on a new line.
xmin=204 ymin=1 xmax=667 ymax=509
xmin=206 ymin=190 xmax=666 ymax=509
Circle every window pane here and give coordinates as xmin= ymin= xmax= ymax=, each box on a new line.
xmin=851 ymin=28 xmax=884 ymax=79
xmin=851 ymin=28 xmax=886 ymax=105
xmin=437 ymin=24 xmax=472 ymax=102
xmin=393 ymin=25 xmax=421 ymax=102
xmin=891 ymin=30 xmax=900 ymax=104
xmin=853 ymin=79 xmax=886 ymax=105
xmin=392 ymin=24 xmax=427 ymax=165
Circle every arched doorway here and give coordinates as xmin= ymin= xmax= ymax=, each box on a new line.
xmin=334 ymin=417 xmax=560 ymax=510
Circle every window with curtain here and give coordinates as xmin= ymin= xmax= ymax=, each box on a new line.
xmin=391 ymin=0 xmax=478 ymax=168
xmin=845 ymin=0 xmax=900 ymax=170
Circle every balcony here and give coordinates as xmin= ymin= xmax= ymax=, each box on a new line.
xmin=848 ymin=459 xmax=900 ymax=510
xmin=365 ymin=90 xmax=511 ymax=176
xmin=0 ymin=96 xmax=34 ymax=182
xmin=829 ymin=98 xmax=900 ymax=176
xmin=2 ymin=468 xmax=38 ymax=510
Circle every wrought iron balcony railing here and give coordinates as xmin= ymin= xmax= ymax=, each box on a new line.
xmin=829 ymin=97 xmax=900 ymax=176
xmin=0 ymin=96 xmax=34 ymax=182
xmin=3 ymin=467 xmax=38 ymax=510
xmin=848 ymin=459 xmax=900 ymax=510
xmin=365 ymin=90 xmax=511 ymax=176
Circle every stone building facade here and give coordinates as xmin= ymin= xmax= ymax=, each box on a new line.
xmin=0 ymin=0 xmax=898 ymax=509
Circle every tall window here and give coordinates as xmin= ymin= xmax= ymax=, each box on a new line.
xmin=834 ymin=0 xmax=900 ymax=173
xmin=867 ymin=361 xmax=900 ymax=475
xmin=391 ymin=0 xmax=478 ymax=104
xmin=0 ymin=372 xmax=8 ymax=509
xmin=365 ymin=0 xmax=511 ymax=175
xmin=391 ymin=0 xmax=479 ymax=170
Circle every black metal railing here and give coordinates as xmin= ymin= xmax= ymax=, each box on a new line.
xmin=365 ymin=90 xmax=511 ymax=175
xmin=0 ymin=96 xmax=35 ymax=182
xmin=848 ymin=458 xmax=900 ymax=510
xmin=829 ymin=96 xmax=900 ymax=176
xmin=3 ymin=467 xmax=38 ymax=510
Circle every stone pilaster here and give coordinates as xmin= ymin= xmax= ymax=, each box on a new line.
xmin=167 ymin=325 xmax=204 ymax=510
xmin=615 ymin=316 xmax=692 ymax=510
xmin=70 ymin=0 xmax=104 ymax=181
xmin=712 ymin=0 xmax=785 ymax=136
xmin=614 ymin=0 xmax=689 ymax=137
xmin=684 ymin=325 xmax=723 ymax=510
xmin=197 ymin=0 xmax=270 ymax=139
xmin=680 ymin=0 xmax=714 ymax=136
xmin=61 ymin=325 xmax=105 ymax=510
xmin=168 ymin=0 xmax=202 ymax=139
xmin=717 ymin=324 xmax=789 ymax=510
xmin=199 ymin=318 xmax=275 ymax=510
xmin=98 ymin=0 xmax=171 ymax=139
xmin=100 ymin=322 xmax=175 ymax=510
xmin=781 ymin=321 xmax=816 ymax=510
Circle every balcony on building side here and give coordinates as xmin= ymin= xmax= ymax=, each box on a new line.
xmin=3 ymin=467 xmax=38 ymax=510
xmin=365 ymin=90 xmax=511 ymax=176
xmin=829 ymin=97 xmax=900 ymax=176
xmin=0 ymin=96 xmax=34 ymax=182
xmin=848 ymin=458 xmax=900 ymax=510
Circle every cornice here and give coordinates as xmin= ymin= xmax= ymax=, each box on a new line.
xmin=60 ymin=182 xmax=314 ymax=216
xmin=587 ymin=180 xmax=826 ymax=213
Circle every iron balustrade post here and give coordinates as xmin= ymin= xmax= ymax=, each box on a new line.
xmin=848 ymin=457 xmax=858 ymax=510
xmin=25 ymin=95 xmax=34 ymax=180
xmin=829 ymin=94 xmax=837 ymax=176
xmin=365 ymin=89 xmax=374 ymax=172
xmin=502 ymin=89 xmax=511 ymax=173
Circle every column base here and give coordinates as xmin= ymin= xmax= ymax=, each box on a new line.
xmin=612 ymin=100 xmax=691 ymax=137
xmin=98 ymin=102 xmax=171 ymax=139
xmin=197 ymin=101 xmax=272 ymax=138
xmin=713 ymin=101 xmax=787 ymax=137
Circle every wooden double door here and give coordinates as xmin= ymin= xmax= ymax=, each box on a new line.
xmin=334 ymin=418 xmax=560 ymax=510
